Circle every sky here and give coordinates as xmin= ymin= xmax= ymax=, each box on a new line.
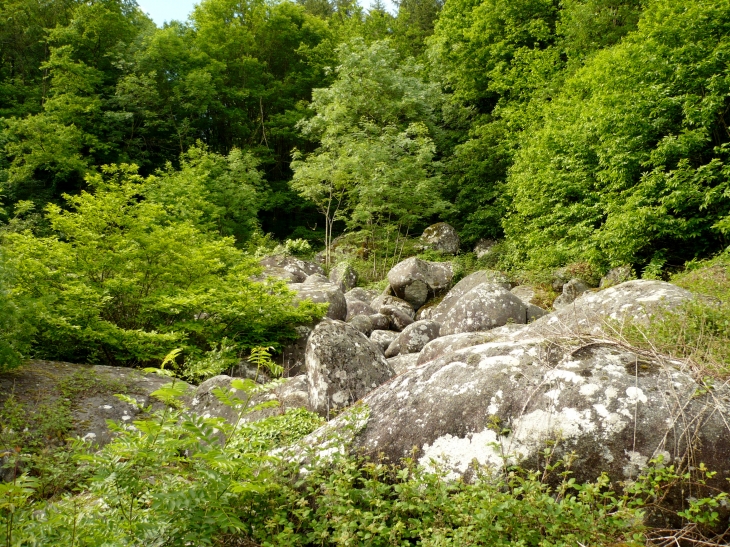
xmin=137 ymin=0 xmax=395 ymax=27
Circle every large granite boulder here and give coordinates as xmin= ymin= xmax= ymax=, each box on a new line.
xmin=419 ymin=222 xmax=460 ymax=255
xmin=600 ymin=265 xmax=636 ymax=289
xmin=329 ymin=262 xmax=358 ymax=293
xmin=259 ymin=254 xmax=324 ymax=282
xmin=387 ymin=354 xmax=420 ymax=375
xmin=305 ymin=336 xmax=730 ymax=507
xmin=253 ymin=266 xmax=301 ymax=283
xmin=511 ymin=286 xmax=549 ymax=322
xmin=417 ymin=331 xmax=496 ymax=366
xmin=345 ymin=299 xmax=376 ymax=321
xmin=386 ymin=320 xmax=441 ymax=357
xmin=348 ymin=314 xmax=374 ymax=336
xmin=474 ymin=239 xmax=497 ymax=258
xmin=279 ymin=325 xmax=312 ymax=376
xmin=430 ymin=271 xmax=511 ymax=324
xmin=303 ymin=273 xmax=330 ymax=285
xmin=380 ymin=305 xmax=415 ymax=331
xmin=439 ymin=284 xmax=526 ymax=336
xmin=369 ymin=313 xmax=390 ymax=331
xmin=346 ymin=287 xmax=380 ymax=305
xmin=190 ymin=375 xmax=310 ymax=425
xmin=306 ymin=319 xmax=394 ymax=418
xmin=372 ymin=295 xmax=415 ymax=318
xmin=290 ymin=282 xmax=347 ymax=321
xmin=386 ymin=258 xmax=454 ymax=309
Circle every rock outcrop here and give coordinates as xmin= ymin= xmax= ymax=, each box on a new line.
xmin=430 ymin=270 xmax=511 ymax=324
xmin=305 ymin=319 xmax=394 ymax=417
xmin=439 ymin=284 xmax=526 ymax=336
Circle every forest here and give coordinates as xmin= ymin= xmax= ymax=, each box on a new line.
xmin=2 ymin=0 xmax=730 ymax=545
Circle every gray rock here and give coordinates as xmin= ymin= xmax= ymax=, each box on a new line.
xmin=415 ymin=299 xmax=440 ymax=321
xmin=345 ymin=287 xmax=380 ymax=304
xmin=431 ymin=271 xmax=511 ymax=324
xmin=306 ymin=319 xmax=394 ymax=418
xmin=419 ymin=222 xmax=460 ymax=255
xmin=290 ymin=282 xmax=347 ymax=321
xmin=371 ymin=295 xmax=415 ymax=318
xmin=370 ymin=330 xmax=399 ymax=353
xmin=525 ymin=280 xmax=693 ymax=338
xmin=392 ymin=320 xmax=441 ymax=355
xmin=417 ymin=331 xmax=496 ymax=366
xmin=310 ymin=336 xmax=730 ymax=502
xmin=526 ymin=303 xmax=548 ymax=322
xmin=260 ymin=254 xmax=324 ymax=282
xmin=474 ymin=239 xmax=497 ymax=258
xmin=369 ymin=313 xmax=390 ymax=331
xmin=511 ymin=285 xmax=537 ymax=305
xmin=600 ymin=265 xmax=636 ymax=289
xmin=380 ymin=305 xmax=415 ymax=331
xmin=386 ymin=258 xmax=453 ymax=309
xmin=387 ymin=354 xmax=420 ymax=375
xmin=384 ymin=338 xmax=401 ymax=358
xmin=303 ymin=273 xmax=330 ymax=285
xmin=348 ymin=314 xmax=374 ymax=336
xmin=552 ymin=278 xmax=591 ymax=310
xmin=329 ymin=262 xmax=358 ymax=293
xmin=440 ymin=283 xmax=526 ymax=336
xmin=345 ymin=298 xmax=376 ymax=321
xmin=191 ymin=375 xmax=310 ymax=426
xmin=253 ymin=266 xmax=302 ymax=283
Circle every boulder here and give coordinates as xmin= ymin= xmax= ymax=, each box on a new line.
xmin=510 ymin=285 xmax=537 ymax=305
xmin=430 ymin=271 xmax=511 ymax=324
xmin=310 ymin=336 xmax=730 ymax=503
xmin=419 ymin=222 xmax=460 ymax=255
xmin=387 ymin=354 xmax=420 ymax=375
xmin=474 ymin=239 xmax=497 ymax=258
xmin=253 ymin=266 xmax=301 ymax=283
xmin=415 ymin=299 xmax=440 ymax=321
xmin=372 ymin=295 xmax=415 ymax=318
xmin=391 ymin=320 xmax=441 ymax=355
xmin=346 ymin=287 xmax=380 ymax=304
xmin=348 ymin=314 xmax=374 ymax=336
xmin=370 ymin=330 xmax=399 ymax=353
xmin=260 ymin=254 xmax=324 ymax=282
xmin=384 ymin=338 xmax=401 ymax=358
xmin=386 ymin=258 xmax=453 ymax=309
xmin=526 ymin=303 xmax=548 ymax=322
xmin=553 ymin=278 xmax=591 ymax=310
xmin=600 ymin=265 xmax=636 ymax=289
xmin=380 ymin=305 xmax=415 ymax=331
xmin=329 ymin=262 xmax=358 ymax=293
xmin=417 ymin=331 xmax=496 ymax=366
xmin=525 ymin=280 xmax=693 ymax=338
xmin=190 ymin=375 xmax=310 ymax=426
xmin=345 ymin=299 xmax=376 ymax=321
xmin=0 ymin=360 xmax=189 ymax=448
xmin=306 ymin=319 xmax=394 ymax=417
xmin=303 ymin=273 xmax=330 ymax=285
xmin=440 ymin=283 xmax=526 ymax=336
xmin=369 ymin=313 xmax=390 ymax=331
xmin=290 ymin=282 xmax=347 ymax=321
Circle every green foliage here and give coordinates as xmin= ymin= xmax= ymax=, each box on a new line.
xmin=503 ymin=0 xmax=730 ymax=271
xmin=1 ymin=160 xmax=324 ymax=366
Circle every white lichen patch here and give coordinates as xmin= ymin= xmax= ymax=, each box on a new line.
xmin=626 ymin=386 xmax=648 ymax=404
xmin=579 ymin=383 xmax=600 ymax=397
xmin=545 ymin=369 xmax=585 ymax=384
xmin=419 ymin=428 xmax=502 ymax=480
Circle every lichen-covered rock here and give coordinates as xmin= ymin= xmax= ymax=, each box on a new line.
xmin=306 ymin=319 xmax=394 ymax=417
xmin=311 ymin=337 xmax=730 ymax=501
xmin=329 ymin=262 xmax=358 ymax=293
xmin=380 ymin=305 xmax=415 ymax=331
xmin=474 ymin=239 xmax=497 ymax=258
xmin=346 ymin=298 xmax=376 ymax=321
xmin=260 ymin=254 xmax=324 ymax=282
xmin=439 ymin=283 xmax=526 ymax=336
xmin=525 ymin=280 xmax=693 ymax=338
xmin=253 ymin=266 xmax=301 ymax=283
xmin=290 ymin=282 xmax=347 ymax=321
xmin=415 ymin=298 xmax=440 ymax=320
xmin=348 ymin=314 xmax=374 ymax=336
xmin=600 ymin=265 xmax=636 ymax=289
xmin=370 ymin=329 xmax=399 ymax=352
xmin=279 ymin=325 xmax=312 ymax=376
xmin=369 ymin=313 xmax=390 ymax=331
xmin=386 ymin=258 xmax=453 ymax=309
xmin=384 ymin=337 xmax=401 ymax=358
xmin=553 ymin=278 xmax=591 ymax=310
xmin=371 ymin=295 xmax=415 ymax=318
xmin=417 ymin=332 xmax=496 ymax=366
xmin=346 ymin=287 xmax=380 ymax=304
xmin=431 ymin=271 xmax=511 ymax=324
xmin=419 ymin=222 xmax=460 ymax=255
xmin=391 ymin=320 xmax=441 ymax=355
xmin=191 ymin=375 xmax=310 ymax=425
xmin=387 ymin=354 xmax=420 ymax=375
xmin=526 ymin=304 xmax=548 ymax=322
xmin=511 ymin=285 xmax=537 ymax=305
